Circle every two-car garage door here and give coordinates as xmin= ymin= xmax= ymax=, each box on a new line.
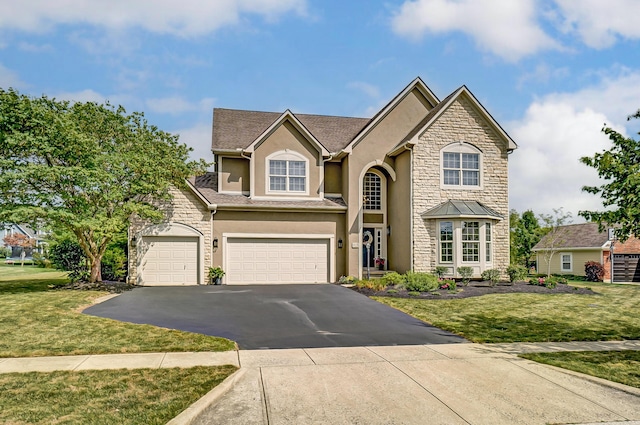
xmin=226 ymin=238 xmax=329 ymax=284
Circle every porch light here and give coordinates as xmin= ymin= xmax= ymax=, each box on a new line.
xmin=131 ymin=236 xmax=137 ymax=247
xmin=338 ymin=239 xmax=343 ymax=249
xmin=213 ymin=237 xmax=219 ymax=249
xmin=387 ymin=226 xmax=391 ymax=236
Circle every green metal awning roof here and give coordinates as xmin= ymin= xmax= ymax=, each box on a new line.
xmin=421 ymin=200 xmax=503 ymax=220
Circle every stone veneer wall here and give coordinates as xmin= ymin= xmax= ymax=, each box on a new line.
xmin=127 ymin=186 xmax=211 ymax=284
xmin=412 ymin=96 xmax=510 ymax=275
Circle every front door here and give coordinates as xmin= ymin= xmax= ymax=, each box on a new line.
xmin=362 ymin=227 xmax=376 ymax=269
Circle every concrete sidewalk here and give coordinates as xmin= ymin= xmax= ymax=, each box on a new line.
xmin=1 ymin=341 xmax=639 ymax=425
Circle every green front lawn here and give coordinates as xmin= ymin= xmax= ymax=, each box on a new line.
xmin=520 ymin=351 xmax=640 ymax=389
xmin=374 ymin=282 xmax=640 ymax=343
xmin=0 ymin=365 xmax=237 ymax=424
xmin=0 ymin=264 xmax=235 ymax=357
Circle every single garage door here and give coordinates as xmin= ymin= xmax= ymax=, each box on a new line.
xmin=226 ymin=238 xmax=329 ymax=284
xmin=613 ymin=254 xmax=640 ymax=282
xmin=139 ymin=236 xmax=198 ymax=285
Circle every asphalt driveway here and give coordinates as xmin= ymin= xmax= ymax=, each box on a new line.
xmin=83 ymin=284 xmax=466 ymax=349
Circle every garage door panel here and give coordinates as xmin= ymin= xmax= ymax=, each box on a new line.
xmin=227 ymin=238 xmax=329 ymax=284
xmin=139 ymin=236 xmax=198 ymax=286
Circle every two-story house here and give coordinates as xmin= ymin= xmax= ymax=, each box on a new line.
xmin=128 ymin=77 xmax=517 ymax=285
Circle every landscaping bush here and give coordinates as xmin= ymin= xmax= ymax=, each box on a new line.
xmin=528 ymin=275 xmax=566 ymax=289
xmin=101 ymin=245 xmax=127 ymax=281
xmin=0 ymin=246 xmax=11 ymax=258
xmin=49 ymin=240 xmax=88 ymax=282
xmin=32 ymin=252 xmax=52 ymax=268
xmin=338 ymin=275 xmax=358 ymax=284
xmin=456 ymin=266 xmax=473 ymax=286
xmin=381 ymin=271 xmax=406 ymax=286
xmin=355 ymin=279 xmax=387 ymax=291
xmin=439 ymin=279 xmax=456 ymax=291
xmin=506 ymin=265 xmax=528 ymax=283
xmin=481 ymin=269 xmax=501 ymax=286
xmin=585 ymin=261 xmax=605 ymax=282
xmin=404 ymin=271 xmax=439 ymax=292
xmin=433 ymin=266 xmax=448 ymax=279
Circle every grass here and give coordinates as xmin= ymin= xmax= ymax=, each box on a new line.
xmin=0 ymin=264 xmax=235 ymax=357
xmin=374 ymin=281 xmax=640 ymax=343
xmin=520 ymin=351 xmax=640 ymax=389
xmin=0 ymin=365 xmax=237 ymax=424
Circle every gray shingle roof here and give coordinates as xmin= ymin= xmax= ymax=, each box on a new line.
xmin=534 ymin=222 xmax=609 ymax=250
xmin=189 ymin=173 xmax=347 ymax=211
xmin=421 ymin=200 xmax=503 ymax=219
xmin=211 ymin=108 xmax=370 ymax=153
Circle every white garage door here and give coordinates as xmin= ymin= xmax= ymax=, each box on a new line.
xmin=140 ymin=236 xmax=198 ymax=285
xmin=226 ymin=238 xmax=329 ymax=284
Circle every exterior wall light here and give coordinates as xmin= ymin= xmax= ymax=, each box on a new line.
xmin=213 ymin=237 xmax=219 ymax=249
xmin=338 ymin=239 xmax=343 ymax=249
xmin=131 ymin=236 xmax=137 ymax=247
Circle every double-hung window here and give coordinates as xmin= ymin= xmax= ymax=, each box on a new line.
xmin=561 ymin=253 xmax=572 ymax=272
xmin=441 ymin=143 xmax=481 ymax=189
xmin=268 ymin=152 xmax=307 ymax=193
xmin=439 ymin=221 xmax=453 ymax=263
xmin=485 ymin=222 xmax=492 ymax=262
xmin=462 ymin=221 xmax=480 ymax=262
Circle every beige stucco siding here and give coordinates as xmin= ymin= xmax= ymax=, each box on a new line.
xmin=253 ymin=121 xmax=322 ymax=198
xmin=212 ymin=210 xmax=346 ymax=279
xmin=219 ymin=157 xmax=249 ymax=193
xmin=324 ymin=162 xmax=342 ymax=195
xmin=128 ymin=186 xmax=212 ymax=284
xmin=536 ymin=249 xmax=603 ymax=276
xmin=346 ymin=88 xmax=433 ymax=276
xmin=412 ymin=95 xmax=510 ymax=276
xmin=387 ymin=149 xmax=412 ymax=273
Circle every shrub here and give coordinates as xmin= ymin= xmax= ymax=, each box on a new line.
xmin=456 ymin=266 xmax=473 ymax=286
xmin=0 ymin=246 xmax=11 ymax=258
xmin=338 ymin=275 xmax=358 ymax=284
xmin=32 ymin=252 xmax=52 ymax=268
xmin=439 ymin=279 xmax=457 ymax=291
xmin=355 ymin=279 xmax=387 ymax=291
xmin=381 ymin=272 xmax=405 ymax=286
xmin=49 ymin=240 xmax=88 ymax=283
xmin=529 ymin=275 xmax=565 ymax=289
xmin=506 ymin=265 xmax=528 ymax=283
xmin=101 ymin=245 xmax=127 ymax=281
xmin=433 ymin=266 xmax=449 ymax=278
xmin=481 ymin=269 xmax=501 ymax=287
xmin=404 ymin=271 xmax=439 ymax=292
xmin=585 ymin=261 xmax=605 ymax=282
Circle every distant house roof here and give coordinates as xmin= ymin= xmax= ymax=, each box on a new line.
xmin=421 ymin=200 xmax=503 ymax=220
xmin=211 ymin=108 xmax=370 ymax=153
xmin=188 ymin=173 xmax=347 ymax=211
xmin=533 ymin=222 xmax=609 ymax=250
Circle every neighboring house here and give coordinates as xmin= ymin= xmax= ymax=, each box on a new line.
xmin=0 ymin=223 xmax=46 ymax=258
xmin=533 ymin=222 xmax=640 ymax=283
xmin=128 ymin=77 xmax=517 ymax=285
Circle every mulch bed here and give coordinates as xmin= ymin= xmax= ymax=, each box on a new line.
xmin=54 ymin=281 xmax=135 ymax=293
xmin=350 ymin=281 xmax=597 ymax=299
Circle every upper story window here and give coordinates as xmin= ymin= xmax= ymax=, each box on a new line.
xmin=441 ymin=142 xmax=482 ymax=189
xmin=267 ymin=151 xmax=307 ymax=194
xmin=363 ymin=172 xmax=381 ymax=210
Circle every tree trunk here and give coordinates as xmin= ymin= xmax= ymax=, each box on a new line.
xmin=89 ymin=256 xmax=102 ymax=283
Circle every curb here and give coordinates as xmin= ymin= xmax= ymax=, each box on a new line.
xmin=166 ymin=367 xmax=246 ymax=425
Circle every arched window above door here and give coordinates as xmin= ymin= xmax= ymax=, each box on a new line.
xmin=363 ymin=171 xmax=382 ymax=210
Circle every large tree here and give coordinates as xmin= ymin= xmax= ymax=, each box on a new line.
xmin=580 ymin=110 xmax=640 ymax=241
xmin=510 ymin=209 xmax=541 ymax=268
xmin=0 ymin=89 xmax=207 ymax=282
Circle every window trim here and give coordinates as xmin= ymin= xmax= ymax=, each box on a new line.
xmin=265 ymin=150 xmax=309 ymax=196
xmin=440 ymin=142 xmax=483 ymax=190
xmin=363 ymin=171 xmax=382 ymax=211
xmin=560 ymin=252 xmax=573 ymax=272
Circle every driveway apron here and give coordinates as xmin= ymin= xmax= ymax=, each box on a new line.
xmin=83 ymin=284 xmax=466 ymax=349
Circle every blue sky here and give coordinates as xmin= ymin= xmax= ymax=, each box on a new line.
xmin=1 ymin=0 xmax=640 ymax=220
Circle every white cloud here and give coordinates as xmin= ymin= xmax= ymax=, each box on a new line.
xmin=0 ymin=0 xmax=307 ymax=37
xmin=146 ymin=96 xmax=215 ymax=115
xmin=173 ymin=123 xmax=214 ymax=164
xmin=508 ymin=70 xmax=640 ymax=218
xmin=348 ymin=81 xmax=381 ymax=99
xmin=391 ymin=0 xmax=560 ymax=61
xmin=554 ymin=0 xmax=640 ymax=49
xmin=0 ymin=63 xmax=26 ymax=88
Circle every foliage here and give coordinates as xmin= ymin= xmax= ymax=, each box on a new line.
xmin=101 ymin=244 xmax=127 ymax=281
xmin=480 ymin=268 xmax=501 ymax=286
xmin=404 ymin=271 xmax=439 ymax=292
xmin=49 ymin=240 xmax=88 ymax=283
xmin=0 ymin=246 xmax=11 ymax=258
xmin=456 ymin=266 xmax=473 ymax=286
xmin=354 ymin=279 xmax=387 ymax=291
xmin=2 ymin=233 xmax=35 ymax=249
xmin=510 ymin=209 xmax=542 ymax=267
xmin=439 ymin=279 xmax=456 ymax=291
xmin=584 ymin=261 xmax=605 ymax=282
xmin=0 ymin=89 xmax=208 ymax=282
xmin=433 ymin=266 xmax=449 ymax=278
xmin=528 ymin=275 xmax=566 ymax=289
xmin=506 ymin=264 xmax=528 ymax=283
xmin=31 ymin=252 xmax=52 ymax=268
xmin=381 ymin=271 xmax=405 ymax=286
xmin=208 ymin=266 xmax=225 ymax=279
xmin=580 ymin=110 xmax=640 ymax=241
xmin=338 ymin=275 xmax=358 ymax=284
xmin=538 ymin=208 xmax=573 ymax=277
